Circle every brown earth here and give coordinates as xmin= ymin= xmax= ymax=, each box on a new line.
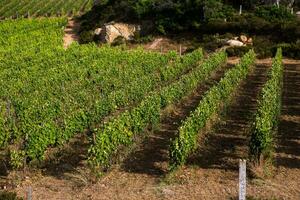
xmin=63 ymin=18 xmax=80 ymax=49
xmin=2 ymin=59 xmax=300 ymax=200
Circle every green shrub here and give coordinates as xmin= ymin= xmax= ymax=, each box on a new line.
xmin=255 ymin=5 xmax=295 ymax=22
xmin=277 ymin=42 xmax=300 ymax=59
xmin=0 ymin=191 xmax=23 ymax=200
xmin=79 ymin=30 xmax=95 ymax=44
xmin=226 ymin=46 xmax=251 ymax=57
xmin=111 ymin=36 xmax=126 ymax=46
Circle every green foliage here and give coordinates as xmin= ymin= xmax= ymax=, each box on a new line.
xmin=277 ymin=42 xmax=300 ymax=59
xmin=249 ymin=48 xmax=283 ymax=163
xmin=80 ymin=0 xmax=237 ymax=35
xmin=79 ymin=30 xmax=95 ymax=44
xmin=0 ymin=19 xmax=205 ymax=167
xmin=0 ymin=191 xmax=23 ymax=200
xmin=9 ymin=150 xmax=25 ymax=169
xmin=169 ymin=50 xmax=256 ymax=170
xmin=204 ymin=0 xmax=235 ymax=21
xmin=226 ymin=46 xmax=252 ymax=57
xmin=0 ymin=0 xmax=94 ymax=18
xmin=255 ymin=5 xmax=295 ymax=22
xmin=88 ymin=50 xmax=227 ymax=169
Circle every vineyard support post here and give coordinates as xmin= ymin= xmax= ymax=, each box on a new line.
xmin=27 ymin=186 xmax=32 ymax=200
xmin=179 ymin=44 xmax=182 ymax=57
xmin=239 ymin=5 xmax=242 ymax=15
xmin=239 ymin=159 xmax=246 ymax=200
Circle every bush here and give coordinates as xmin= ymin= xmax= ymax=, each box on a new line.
xmin=255 ymin=5 xmax=295 ymax=22
xmin=79 ymin=30 xmax=95 ymax=43
xmin=111 ymin=36 xmax=126 ymax=46
xmin=0 ymin=191 xmax=23 ymax=200
xmin=226 ymin=46 xmax=251 ymax=57
xmin=277 ymin=42 xmax=300 ymax=59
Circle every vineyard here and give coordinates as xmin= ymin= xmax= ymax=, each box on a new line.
xmin=0 ymin=17 xmax=299 ymax=200
xmin=0 ymin=0 xmax=93 ymax=19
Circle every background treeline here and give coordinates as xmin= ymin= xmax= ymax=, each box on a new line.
xmin=80 ymin=0 xmax=300 ymax=58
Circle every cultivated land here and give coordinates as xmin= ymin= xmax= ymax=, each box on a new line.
xmin=0 ymin=17 xmax=299 ymax=200
xmin=0 ymin=0 xmax=93 ymax=18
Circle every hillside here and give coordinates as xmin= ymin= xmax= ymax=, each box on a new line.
xmin=0 ymin=1 xmax=299 ymax=200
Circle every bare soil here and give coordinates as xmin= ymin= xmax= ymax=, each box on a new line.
xmin=2 ymin=59 xmax=300 ymax=200
xmin=63 ymin=18 xmax=80 ymax=49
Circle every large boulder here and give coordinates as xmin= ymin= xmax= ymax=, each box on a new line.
xmin=95 ymin=22 xmax=140 ymax=43
xmin=226 ymin=39 xmax=245 ymax=47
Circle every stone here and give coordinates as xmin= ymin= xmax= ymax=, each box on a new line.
xmin=240 ymin=35 xmax=248 ymax=43
xmin=94 ymin=28 xmax=102 ymax=35
xmin=226 ymin=39 xmax=245 ymax=47
xmin=247 ymin=37 xmax=253 ymax=44
xmin=99 ymin=22 xmax=141 ymax=43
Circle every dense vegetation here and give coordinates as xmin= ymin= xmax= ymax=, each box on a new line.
xmin=79 ymin=0 xmax=300 ymax=58
xmin=80 ymin=0 xmax=297 ymax=33
xmin=249 ymin=48 xmax=283 ymax=164
xmin=0 ymin=18 xmax=210 ymax=168
xmin=0 ymin=0 xmax=294 ymax=174
xmin=169 ymin=50 xmax=256 ymax=170
xmin=0 ymin=0 xmax=94 ymax=18
xmin=88 ymin=50 xmax=227 ymax=169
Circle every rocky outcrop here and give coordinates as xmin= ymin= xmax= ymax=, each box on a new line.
xmin=226 ymin=35 xmax=253 ymax=47
xmin=227 ymin=39 xmax=245 ymax=47
xmin=94 ymin=22 xmax=140 ymax=43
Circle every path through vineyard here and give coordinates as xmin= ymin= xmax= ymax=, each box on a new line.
xmin=63 ymin=18 xmax=80 ymax=49
xmin=13 ymin=60 xmax=300 ymax=199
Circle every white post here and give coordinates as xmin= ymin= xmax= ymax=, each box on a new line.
xmin=239 ymin=159 xmax=246 ymax=200
xmin=276 ymin=0 xmax=280 ymax=8
xmin=27 ymin=186 xmax=32 ymax=200
xmin=239 ymin=5 xmax=242 ymax=15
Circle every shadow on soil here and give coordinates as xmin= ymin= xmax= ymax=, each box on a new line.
xmin=40 ymin=133 xmax=90 ymax=182
xmin=122 ymin=64 xmax=233 ymax=176
xmin=276 ymin=64 xmax=300 ymax=169
xmin=186 ymin=64 xmax=269 ymax=171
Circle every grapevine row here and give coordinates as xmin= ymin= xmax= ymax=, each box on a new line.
xmin=0 ymin=0 xmax=93 ymax=19
xmin=249 ymin=48 xmax=283 ymax=163
xmin=0 ymin=18 xmax=206 ymax=166
xmin=169 ymin=50 xmax=256 ymax=170
xmin=88 ymin=51 xmax=227 ymax=169
xmin=23 ymin=48 xmax=203 ymax=162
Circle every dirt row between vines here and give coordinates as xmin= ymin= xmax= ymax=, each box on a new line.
xmin=6 ymin=59 xmax=300 ymax=200
xmin=63 ymin=18 xmax=80 ymax=49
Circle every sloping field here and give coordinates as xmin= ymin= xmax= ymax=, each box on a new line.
xmin=0 ymin=0 xmax=93 ymax=18
xmin=0 ymin=18 xmax=299 ymax=200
